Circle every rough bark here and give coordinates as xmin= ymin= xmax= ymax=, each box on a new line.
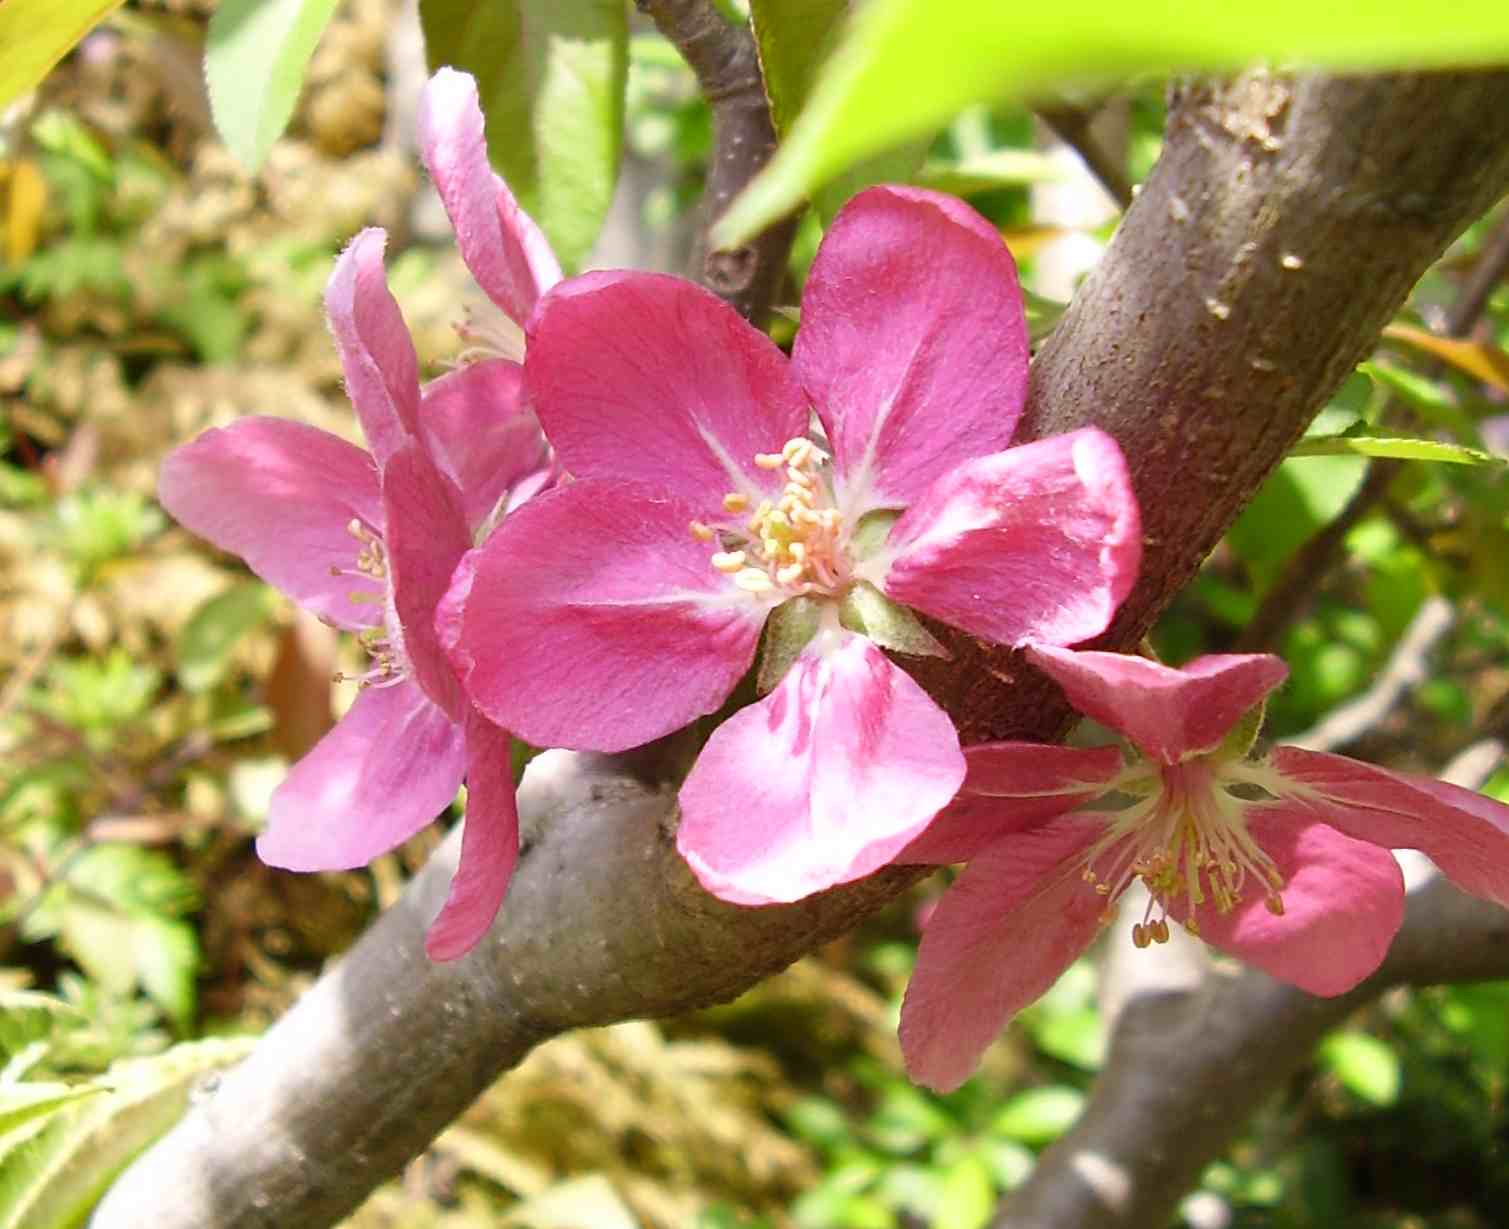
xmin=91 ymin=70 xmax=1509 ymax=1229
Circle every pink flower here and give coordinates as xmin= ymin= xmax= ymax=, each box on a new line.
xmin=446 ymin=185 xmax=1142 ymax=907
xmin=899 ymin=647 xmax=1509 ymax=1090
xmin=158 ymin=230 xmax=552 ymax=960
xmin=417 ymin=67 xmax=562 ymax=360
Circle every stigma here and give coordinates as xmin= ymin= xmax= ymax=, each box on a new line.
xmin=1081 ymin=757 xmax=1287 ymax=947
xmin=689 ymin=436 xmax=849 ymax=600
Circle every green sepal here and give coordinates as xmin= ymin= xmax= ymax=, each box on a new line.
xmin=847 ymin=508 xmax=900 ymax=563
xmin=838 ymin=582 xmax=948 ymax=659
xmin=757 ymin=597 xmax=823 ymax=694
xmin=1217 ymin=698 xmax=1267 ymax=761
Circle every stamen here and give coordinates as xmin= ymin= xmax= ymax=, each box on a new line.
xmin=689 ymin=521 xmax=714 ymax=542
xmin=734 ymin=568 xmax=774 ymax=593
xmin=712 ymin=550 xmax=747 ymax=573
xmin=723 ymin=492 xmax=749 ymax=512
xmin=754 ymin=452 xmax=785 ymax=469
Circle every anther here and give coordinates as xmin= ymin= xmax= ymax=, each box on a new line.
xmin=723 ymin=492 xmax=749 ymax=513
xmin=689 ymin=521 xmax=714 ymax=542
xmin=754 ymin=452 xmax=784 ymax=469
xmin=1132 ymin=923 xmax=1150 ymax=949
xmin=734 ymin=568 xmax=775 ymax=593
xmin=711 ymin=550 xmax=747 ymax=573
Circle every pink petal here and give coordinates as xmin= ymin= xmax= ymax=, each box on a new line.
xmin=524 ymin=271 xmax=807 ymax=502
xmin=417 ymin=67 xmax=561 ymax=323
xmin=417 ymin=359 xmax=551 ymax=533
xmin=1183 ymin=810 xmax=1404 ymax=995
xmin=900 ymin=741 xmax=1123 ymax=864
xmin=677 ymin=631 xmax=966 ymax=905
xmin=899 ymin=817 xmax=1105 ymax=1091
xmin=875 ymin=429 xmax=1141 ymax=648
xmin=1028 ymin=648 xmax=1290 ymax=764
xmin=793 ymin=186 xmax=1029 ymax=515
xmin=158 ymin=418 xmax=383 ymax=630
xmin=1272 ymin=746 xmax=1509 ymax=908
xmin=258 ymin=681 xmax=466 ymax=870
xmin=381 ymin=442 xmax=470 ymax=720
xmin=450 ymin=479 xmax=768 ymax=752
xmin=425 ymin=709 xmax=520 ymax=961
xmin=325 ymin=229 xmax=421 ymax=466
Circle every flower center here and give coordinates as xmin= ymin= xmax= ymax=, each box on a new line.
xmin=690 ymin=436 xmax=849 ymax=600
xmin=1080 ymin=758 xmax=1287 ymax=947
xmin=328 ymin=517 xmax=408 ymax=690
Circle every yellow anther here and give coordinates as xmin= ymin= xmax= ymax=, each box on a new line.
xmin=1151 ymin=919 xmax=1170 ymax=944
xmin=788 ymin=542 xmax=806 ymax=562
xmin=1132 ymin=923 xmax=1151 ymax=949
xmin=754 ymin=452 xmax=785 ymax=469
xmin=711 ymin=550 xmax=747 ymax=573
xmin=722 ymin=492 xmax=749 ymax=512
xmin=734 ymin=568 xmax=775 ymax=593
xmin=776 ymin=563 xmax=805 ymax=585
xmin=1265 ymin=894 xmax=1285 ymax=916
xmin=782 ymin=438 xmax=810 ymax=463
xmin=689 ymin=521 xmax=714 ymax=542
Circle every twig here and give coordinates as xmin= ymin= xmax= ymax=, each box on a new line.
xmin=640 ymin=0 xmax=797 ymax=320
xmin=1237 ymin=205 xmax=1509 ymax=652
xmin=1287 ymin=594 xmax=1454 ymax=752
xmin=1035 ymin=102 xmax=1135 ymax=212
xmin=992 ymin=742 xmax=1508 ymax=1229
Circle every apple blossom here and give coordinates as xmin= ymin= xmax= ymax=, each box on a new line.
xmin=445 ymin=185 xmax=1142 ymax=907
xmin=158 ymin=229 xmax=551 ymax=960
xmin=899 ymin=646 xmax=1509 ymax=1091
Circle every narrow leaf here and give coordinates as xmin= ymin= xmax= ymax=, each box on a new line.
xmin=0 ymin=0 xmax=123 ymax=111
xmin=0 ymin=1038 xmax=256 ymax=1229
xmin=1383 ymin=322 xmax=1509 ymax=394
xmin=205 ymin=0 xmax=343 ymax=172
xmin=0 ymin=1086 xmax=102 ymax=1140
xmin=715 ymin=0 xmax=1509 ymax=246
xmin=1292 ymin=435 xmax=1500 ymax=465
xmin=420 ymin=0 xmax=628 ymax=271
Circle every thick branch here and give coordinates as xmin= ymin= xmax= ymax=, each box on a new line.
xmin=641 ymin=0 xmax=796 ymax=319
xmin=92 ymin=70 xmax=1509 ymax=1228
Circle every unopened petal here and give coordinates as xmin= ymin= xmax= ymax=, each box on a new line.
xmin=677 ymin=631 xmax=965 ymax=905
xmin=524 ymin=271 xmax=806 ymax=501
xmin=417 ymin=67 xmax=561 ymax=323
xmin=899 ymin=817 xmax=1105 ymax=1091
xmin=425 ymin=710 xmax=520 ymax=961
xmin=452 ymin=479 xmax=767 ymax=752
xmin=382 ymin=442 xmax=471 ymax=720
xmin=877 ymin=429 xmax=1141 ymax=648
xmin=1186 ymin=810 xmax=1404 ymax=995
xmin=1273 ymin=746 xmax=1509 ymax=908
xmin=158 ymin=417 xmax=383 ymax=630
xmin=900 ymin=741 xmax=1123 ymax=865
xmin=1029 ymin=647 xmax=1289 ymax=764
xmin=258 ymin=682 xmax=466 ymax=870
xmin=418 ymin=360 xmax=551 ymax=534
xmin=324 ymin=229 xmax=421 ymax=466
xmin=794 ymin=186 xmax=1029 ymax=515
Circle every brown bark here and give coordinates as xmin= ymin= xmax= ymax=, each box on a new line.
xmin=91 ymin=70 xmax=1509 ymax=1229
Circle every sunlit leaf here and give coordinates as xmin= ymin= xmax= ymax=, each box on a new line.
xmin=205 ymin=0 xmax=343 ymax=172
xmin=1383 ymin=322 xmax=1509 ymax=394
xmin=716 ymin=0 xmax=1509 ymax=245
xmin=0 ymin=0 xmax=123 ymax=111
xmin=421 ymin=0 xmax=628 ymax=271
xmin=989 ymin=1086 xmax=1085 ymax=1146
xmin=175 ymin=583 xmax=275 ymax=693
xmin=1292 ymin=435 xmax=1499 ymax=465
xmin=0 ymin=1038 xmax=256 ymax=1228
xmin=1319 ymin=1031 xmax=1401 ymax=1106
xmin=0 ymin=1085 xmax=102 ymax=1139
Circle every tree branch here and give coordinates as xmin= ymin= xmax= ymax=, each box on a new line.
xmin=640 ymin=0 xmax=797 ymax=320
xmin=992 ymin=743 xmax=1509 ymax=1229
xmin=91 ymin=70 xmax=1509 ymax=1229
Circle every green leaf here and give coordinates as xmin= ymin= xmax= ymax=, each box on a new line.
xmin=715 ymin=0 xmax=1509 ymax=246
xmin=933 ymin=1153 xmax=994 ymax=1229
xmin=990 ymin=1086 xmax=1085 ymax=1146
xmin=0 ymin=996 xmax=86 ymax=1066
xmin=1291 ymin=435 xmax=1499 ymax=466
xmin=421 ymin=0 xmax=628 ymax=271
xmin=175 ymin=583 xmax=275 ymax=693
xmin=1319 ymin=1031 xmax=1401 ymax=1106
xmin=751 ymin=0 xmax=929 ymax=223
xmin=0 ymin=1037 xmax=256 ymax=1229
xmin=0 ymin=1 xmax=124 ymax=111
xmin=205 ymin=0 xmax=343 ymax=172
xmin=0 ymin=1085 xmax=102 ymax=1139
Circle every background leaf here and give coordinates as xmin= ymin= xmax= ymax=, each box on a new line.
xmin=716 ymin=0 xmax=1509 ymax=245
xmin=420 ymin=0 xmax=628 ymax=271
xmin=0 ymin=1 xmax=123 ymax=111
xmin=205 ymin=0 xmax=343 ymax=172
